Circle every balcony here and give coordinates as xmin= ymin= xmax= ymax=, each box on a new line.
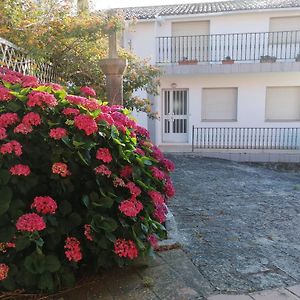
xmin=156 ymin=30 xmax=300 ymax=65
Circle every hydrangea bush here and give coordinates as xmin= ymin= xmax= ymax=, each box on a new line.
xmin=0 ymin=68 xmax=175 ymax=292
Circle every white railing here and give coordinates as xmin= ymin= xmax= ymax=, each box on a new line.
xmin=0 ymin=37 xmax=58 ymax=83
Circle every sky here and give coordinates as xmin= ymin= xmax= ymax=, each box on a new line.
xmin=93 ymin=0 xmax=223 ymax=10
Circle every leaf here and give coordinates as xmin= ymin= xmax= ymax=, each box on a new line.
xmin=77 ymin=151 xmax=89 ymax=166
xmin=45 ymin=255 xmax=61 ymax=273
xmin=91 ymin=215 xmax=118 ymax=233
xmin=0 ymin=169 xmax=11 ymax=185
xmin=38 ymin=272 xmax=54 ymax=291
xmin=59 ymin=200 xmax=72 ymax=216
xmin=0 ymin=186 xmax=12 ymax=215
xmin=81 ymin=194 xmax=89 ymax=208
xmin=24 ymin=253 xmax=46 ymax=274
xmin=6 ymin=101 xmax=22 ymax=112
xmin=0 ymin=225 xmax=15 ymax=242
xmin=68 ymin=212 xmax=82 ymax=227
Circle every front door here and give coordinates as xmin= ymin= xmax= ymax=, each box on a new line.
xmin=162 ymin=89 xmax=189 ymax=143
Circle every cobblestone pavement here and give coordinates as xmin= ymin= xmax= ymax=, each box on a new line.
xmin=167 ymin=154 xmax=300 ymax=295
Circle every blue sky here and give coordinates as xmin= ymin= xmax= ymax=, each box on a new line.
xmin=92 ymin=0 xmax=223 ymax=10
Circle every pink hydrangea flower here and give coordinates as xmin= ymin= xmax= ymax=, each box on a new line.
xmin=113 ymin=177 xmax=125 ymax=187
xmin=134 ymin=148 xmax=145 ymax=156
xmin=0 ymin=264 xmax=9 ymax=281
xmin=96 ymin=148 xmax=112 ymax=163
xmin=150 ymin=166 xmax=165 ymax=180
xmin=136 ymin=125 xmax=150 ymax=138
xmin=126 ymin=182 xmax=141 ymax=197
xmin=114 ymin=239 xmax=138 ymax=259
xmin=16 ymin=213 xmax=46 ymax=232
xmin=74 ymin=114 xmax=98 ymax=136
xmin=0 ymin=86 xmax=13 ymax=102
xmin=1 ymin=74 xmax=21 ymax=84
xmin=21 ymin=75 xmax=39 ymax=88
xmin=95 ymin=113 xmax=114 ymax=125
xmin=119 ymin=199 xmax=143 ymax=217
xmin=0 ymin=140 xmax=22 ymax=156
xmin=14 ymin=123 xmax=33 ymax=134
xmin=0 ymin=113 xmax=19 ymax=128
xmin=22 ymin=112 xmax=41 ymax=127
xmin=64 ymin=237 xmax=82 ymax=262
xmin=62 ymin=108 xmax=80 ymax=116
xmin=161 ymin=158 xmax=175 ymax=172
xmin=27 ymin=91 xmax=58 ymax=108
xmin=148 ymin=191 xmax=165 ymax=206
xmin=94 ymin=164 xmax=112 ymax=177
xmin=10 ymin=164 xmax=31 ymax=176
xmin=80 ymin=86 xmax=96 ymax=97
xmin=147 ymin=234 xmax=158 ymax=248
xmin=0 ymin=127 xmax=7 ymax=140
xmin=84 ymin=224 xmax=93 ymax=241
xmin=153 ymin=204 xmax=168 ymax=224
xmin=164 ymin=177 xmax=175 ymax=198
xmin=49 ymin=128 xmax=67 ymax=140
xmin=120 ymin=166 xmax=133 ymax=179
xmin=31 ymin=196 xmax=57 ymax=214
xmin=52 ymin=162 xmax=71 ymax=177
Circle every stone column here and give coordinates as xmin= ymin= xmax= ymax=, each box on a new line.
xmin=100 ymin=31 xmax=128 ymax=105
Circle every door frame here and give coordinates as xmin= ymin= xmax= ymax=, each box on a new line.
xmin=161 ymin=88 xmax=190 ymax=144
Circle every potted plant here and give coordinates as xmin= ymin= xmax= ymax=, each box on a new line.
xmin=222 ymin=56 xmax=235 ymax=64
xmin=178 ymin=57 xmax=198 ymax=65
xmin=260 ymin=55 xmax=277 ymax=63
xmin=296 ymin=54 xmax=300 ymax=62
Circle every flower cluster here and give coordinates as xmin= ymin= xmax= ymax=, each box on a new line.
xmin=10 ymin=164 xmax=31 ymax=176
xmin=0 ymin=141 xmax=22 ymax=156
xmin=74 ymin=114 xmax=98 ymax=136
xmin=27 ymin=91 xmax=58 ymax=108
xmin=31 ymin=196 xmax=58 ymax=214
xmin=64 ymin=237 xmax=82 ymax=262
xmin=49 ymin=128 xmax=68 ymax=140
xmin=114 ymin=239 xmax=138 ymax=260
xmin=16 ymin=213 xmax=46 ymax=232
xmin=52 ymin=162 xmax=71 ymax=177
xmin=119 ymin=198 xmax=143 ymax=217
xmin=84 ymin=224 xmax=93 ymax=241
xmin=96 ymin=148 xmax=112 ymax=163
xmin=94 ymin=164 xmax=112 ymax=177
xmin=0 ymin=264 xmax=9 ymax=281
xmin=0 ymin=86 xmax=13 ymax=102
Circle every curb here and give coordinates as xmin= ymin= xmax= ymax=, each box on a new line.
xmin=157 ymin=206 xmax=181 ymax=251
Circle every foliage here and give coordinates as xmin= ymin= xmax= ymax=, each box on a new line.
xmin=0 ymin=0 xmax=160 ymax=118
xmin=0 ymin=68 xmax=175 ymax=292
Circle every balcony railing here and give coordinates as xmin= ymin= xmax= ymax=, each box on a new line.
xmin=156 ymin=30 xmax=300 ymax=64
xmin=192 ymin=127 xmax=300 ymax=151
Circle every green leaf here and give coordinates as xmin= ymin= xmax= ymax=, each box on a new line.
xmin=81 ymin=194 xmax=89 ymax=208
xmin=0 ymin=186 xmax=12 ymax=215
xmin=0 ymin=225 xmax=15 ymax=242
xmin=24 ymin=253 xmax=46 ymax=274
xmin=68 ymin=212 xmax=82 ymax=227
xmin=77 ymin=151 xmax=89 ymax=166
xmin=45 ymin=255 xmax=61 ymax=273
xmin=6 ymin=101 xmax=22 ymax=112
xmin=0 ymin=169 xmax=11 ymax=185
xmin=91 ymin=215 xmax=118 ymax=233
xmin=59 ymin=200 xmax=72 ymax=216
xmin=38 ymin=272 xmax=54 ymax=291
xmin=92 ymin=196 xmax=114 ymax=208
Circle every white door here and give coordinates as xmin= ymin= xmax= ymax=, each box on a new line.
xmin=162 ymin=89 xmax=189 ymax=143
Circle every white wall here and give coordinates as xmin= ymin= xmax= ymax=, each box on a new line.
xmin=152 ymin=72 xmax=300 ymax=145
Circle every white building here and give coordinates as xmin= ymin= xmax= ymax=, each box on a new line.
xmin=122 ymin=0 xmax=300 ymax=161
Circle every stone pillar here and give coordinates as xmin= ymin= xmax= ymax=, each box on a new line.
xmin=99 ymin=58 xmax=127 ymax=105
xmin=100 ymin=31 xmax=128 ymax=105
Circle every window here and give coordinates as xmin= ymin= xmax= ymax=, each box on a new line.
xmin=202 ymin=88 xmax=238 ymax=121
xmin=265 ymin=87 xmax=300 ymax=121
xmin=269 ymin=17 xmax=300 ymax=44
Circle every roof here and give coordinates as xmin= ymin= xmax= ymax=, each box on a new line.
xmin=119 ymin=0 xmax=300 ymax=20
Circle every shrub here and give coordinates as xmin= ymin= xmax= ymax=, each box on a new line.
xmin=0 ymin=68 xmax=175 ymax=292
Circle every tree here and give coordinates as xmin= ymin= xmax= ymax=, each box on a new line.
xmin=0 ymin=0 xmax=160 ymax=117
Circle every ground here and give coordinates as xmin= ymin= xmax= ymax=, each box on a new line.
xmin=167 ymin=154 xmax=300 ymax=294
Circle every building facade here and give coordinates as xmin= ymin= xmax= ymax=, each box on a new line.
xmin=122 ymin=0 xmax=300 ymax=160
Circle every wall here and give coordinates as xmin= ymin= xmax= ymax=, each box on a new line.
xmin=153 ymin=72 xmax=300 ymax=145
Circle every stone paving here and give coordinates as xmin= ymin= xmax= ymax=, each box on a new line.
xmin=167 ymin=154 xmax=300 ymax=295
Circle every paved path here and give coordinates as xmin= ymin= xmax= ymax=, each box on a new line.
xmin=167 ymin=154 xmax=300 ymax=295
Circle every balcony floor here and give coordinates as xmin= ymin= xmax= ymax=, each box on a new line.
xmin=158 ymin=61 xmax=300 ymax=75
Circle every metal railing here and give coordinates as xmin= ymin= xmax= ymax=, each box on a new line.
xmin=0 ymin=37 xmax=58 ymax=82
xmin=192 ymin=126 xmax=300 ymax=151
xmin=156 ymin=30 xmax=300 ymax=64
